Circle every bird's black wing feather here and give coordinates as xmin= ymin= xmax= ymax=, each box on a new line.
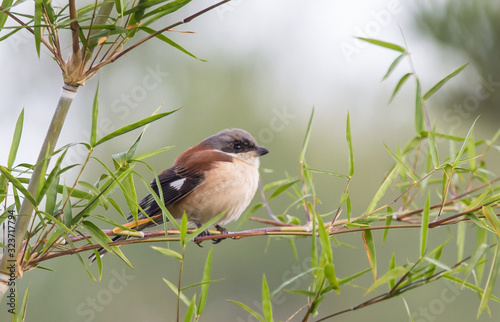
xmin=127 ymin=165 xmax=204 ymax=221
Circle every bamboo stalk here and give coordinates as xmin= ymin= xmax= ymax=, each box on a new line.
xmin=0 ymin=84 xmax=78 ymax=299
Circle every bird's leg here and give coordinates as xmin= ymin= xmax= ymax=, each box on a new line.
xmin=212 ymin=224 xmax=228 ymax=244
xmin=194 ymin=219 xmax=209 ymax=247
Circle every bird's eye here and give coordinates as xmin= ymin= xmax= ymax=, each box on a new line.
xmin=233 ymin=143 xmax=242 ymax=150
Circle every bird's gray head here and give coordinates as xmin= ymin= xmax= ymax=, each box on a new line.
xmin=202 ymin=129 xmax=269 ymax=156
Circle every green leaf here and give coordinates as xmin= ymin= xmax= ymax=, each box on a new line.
xmin=453 ymin=116 xmax=479 ymax=166
xmin=95 ymin=110 xmax=176 ymax=146
xmin=37 ymin=149 xmax=66 ymax=205
xmin=184 ymin=294 xmax=196 ymax=322
xmin=346 ymin=112 xmax=354 ymax=176
xmin=356 ymin=37 xmax=406 ymax=52
xmin=197 ymin=248 xmax=213 ymax=317
xmin=38 ymin=211 xmax=77 ymax=236
xmin=462 ymin=243 xmax=488 ymax=288
xmin=384 ymin=144 xmax=417 ymax=181
xmin=415 ymin=78 xmax=424 ymax=135
xmin=8 ymin=108 xmax=24 ymax=168
xmin=164 ymin=278 xmax=190 ymax=307
xmin=324 ymin=263 xmax=339 ymax=293
xmin=389 ymin=72 xmax=412 ymax=104
xmin=270 ymin=267 xmax=319 ymax=298
xmin=132 ymin=146 xmax=173 ymax=161
xmin=338 ymin=268 xmax=372 ymax=286
xmin=0 ymin=0 xmax=15 ymax=30
xmin=483 ymin=206 xmax=500 ymax=237
xmin=82 ymin=220 xmax=133 ymax=268
xmin=382 ymin=53 xmax=406 ymax=81
xmin=140 ymin=0 xmax=191 ymax=19
xmin=90 ymin=86 xmax=99 ymax=147
xmin=383 ymin=207 xmax=393 ymax=242
xmin=388 ymin=253 xmax=397 ymax=290
xmin=34 ymin=0 xmax=42 ymax=57
xmin=18 ymin=284 xmax=30 ymax=321
xmin=0 ymin=165 xmax=37 ymax=206
xmin=140 ymin=26 xmax=205 ymax=61
xmin=365 ymin=166 xmax=398 ymax=214
xmin=428 ymin=126 xmax=439 ymax=168
xmin=180 ymin=212 xmax=188 ymax=246
xmin=151 ymin=246 xmax=182 ymax=260
xmin=262 ymin=275 xmax=273 ymax=322
xmin=316 ymin=214 xmax=332 ymax=263
xmin=365 ymin=266 xmax=409 ymax=294
xmin=227 ymin=300 xmax=264 ymax=322
xmin=420 ymin=191 xmax=430 ymax=257
xmin=62 ymin=185 xmax=73 ymax=227
xmin=268 ymin=179 xmax=300 ymax=200
xmin=300 ymin=107 xmax=314 ymax=163
xmin=362 ymin=230 xmax=377 ymax=280
xmin=423 ymin=63 xmax=468 ymax=100
xmin=478 ymin=241 xmax=500 ymax=318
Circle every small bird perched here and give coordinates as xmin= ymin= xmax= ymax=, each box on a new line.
xmin=91 ymin=129 xmax=268 ymax=261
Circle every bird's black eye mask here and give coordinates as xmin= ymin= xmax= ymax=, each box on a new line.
xmin=222 ymin=139 xmax=256 ymax=154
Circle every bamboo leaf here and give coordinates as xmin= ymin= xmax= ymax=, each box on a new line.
xmin=346 ymin=112 xmax=354 ymax=176
xmin=316 ymin=214 xmax=332 ymax=263
xmin=389 ymin=253 xmax=396 ymax=290
xmin=95 ymin=110 xmax=176 ymax=146
xmin=356 ymin=37 xmax=406 ymax=52
xmin=180 ymin=212 xmax=188 ymax=246
xmin=423 ymin=63 xmax=468 ymax=100
xmin=184 ymin=294 xmax=196 ymax=322
xmin=428 ymin=126 xmax=439 ymax=168
xmin=415 ymin=78 xmax=424 ymax=135
xmin=382 ymin=53 xmax=406 ymax=81
xmin=140 ymin=26 xmax=205 ymax=61
xmin=164 ymin=278 xmax=190 ymax=307
xmin=141 ymin=0 xmax=191 ymax=20
xmin=90 ymin=86 xmax=99 ymax=147
xmin=453 ymin=116 xmax=479 ymax=166
xmin=197 ymin=248 xmax=213 ymax=317
xmin=420 ymin=191 xmax=430 ymax=257
xmin=34 ymin=0 xmax=42 ymax=57
xmin=0 ymin=0 xmax=15 ymax=30
xmin=389 ymin=72 xmax=412 ymax=104
xmin=0 ymin=166 xmax=37 ymax=206
xmin=362 ymin=230 xmax=377 ymax=280
xmin=270 ymin=267 xmax=319 ymax=298
xmin=82 ymin=220 xmax=133 ymax=268
xmin=365 ymin=166 xmax=398 ymax=214
xmin=151 ymin=246 xmax=182 ymax=260
xmin=62 ymin=185 xmax=73 ymax=227
xmin=131 ymin=146 xmax=173 ymax=161
xmin=268 ymin=179 xmax=300 ymax=200
xmin=8 ymin=108 xmax=24 ymax=168
xmin=262 ymin=275 xmax=273 ymax=322
xmin=300 ymin=107 xmax=314 ymax=163
xmin=483 ymin=206 xmax=500 ymax=237
xmin=384 ymin=144 xmax=417 ymax=181
xmin=227 ymin=300 xmax=264 ymax=322
xmin=338 ymin=268 xmax=372 ymax=286
xmin=478 ymin=241 xmax=500 ymax=318
xmin=324 ymin=263 xmax=339 ymax=293
xmin=365 ymin=266 xmax=408 ymax=294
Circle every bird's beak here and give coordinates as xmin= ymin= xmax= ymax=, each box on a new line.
xmin=254 ymin=147 xmax=269 ymax=156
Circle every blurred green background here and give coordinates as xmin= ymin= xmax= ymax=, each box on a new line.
xmin=1 ymin=0 xmax=500 ymax=321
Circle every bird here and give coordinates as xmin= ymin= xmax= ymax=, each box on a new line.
xmin=90 ymin=129 xmax=269 ymax=262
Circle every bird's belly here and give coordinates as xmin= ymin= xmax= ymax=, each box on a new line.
xmin=168 ymin=160 xmax=259 ymax=226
